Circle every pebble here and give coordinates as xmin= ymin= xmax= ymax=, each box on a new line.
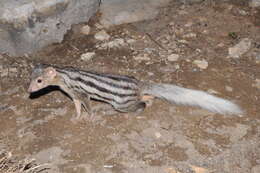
xmin=133 ymin=54 xmax=151 ymax=61
xmin=252 ymin=78 xmax=260 ymax=89
xmin=0 ymin=66 xmax=8 ymax=77
xmin=184 ymin=22 xmax=193 ymax=27
xmin=80 ymin=52 xmax=96 ymax=61
xmin=183 ymin=33 xmax=196 ymax=38
xmin=250 ymin=0 xmax=260 ymax=7
xmin=228 ymin=38 xmax=252 ymax=58
xmin=167 ymin=54 xmax=180 ymax=62
xmin=80 ymin=25 xmax=91 ymax=35
xmin=107 ymin=38 xmax=125 ymax=48
xmin=178 ymin=40 xmax=188 ymax=44
xmin=225 ymin=86 xmax=233 ymax=92
xmin=251 ymin=165 xmax=260 ymax=173
xmin=193 ymin=59 xmax=208 ymax=69
xmin=126 ymin=39 xmax=136 ymax=44
xmin=207 ymin=89 xmax=219 ymax=95
xmin=256 ymin=53 xmax=260 ymax=64
xmin=154 ymin=132 xmax=161 ymax=139
xmin=94 ymin=30 xmax=110 ymax=41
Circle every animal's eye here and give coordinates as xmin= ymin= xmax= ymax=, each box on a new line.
xmin=37 ymin=79 xmax=42 ymax=83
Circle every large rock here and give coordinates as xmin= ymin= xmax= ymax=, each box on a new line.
xmin=250 ymin=0 xmax=260 ymax=7
xmin=0 ymin=0 xmax=99 ymax=56
xmin=99 ymin=0 xmax=170 ymax=28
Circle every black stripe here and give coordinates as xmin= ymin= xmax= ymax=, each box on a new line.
xmin=57 ymin=68 xmax=139 ymax=87
xmin=79 ymin=71 xmax=138 ymax=90
xmin=78 ymin=85 xmax=137 ymax=105
xmin=75 ymin=77 xmax=137 ymax=97
xmin=57 ymin=69 xmax=137 ymax=97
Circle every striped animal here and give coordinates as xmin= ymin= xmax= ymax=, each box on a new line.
xmin=28 ymin=64 xmax=242 ymax=119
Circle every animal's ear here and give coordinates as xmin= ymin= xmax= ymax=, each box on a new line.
xmin=45 ymin=67 xmax=57 ymax=79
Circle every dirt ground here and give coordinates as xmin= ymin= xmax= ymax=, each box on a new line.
xmin=0 ymin=1 xmax=260 ymax=173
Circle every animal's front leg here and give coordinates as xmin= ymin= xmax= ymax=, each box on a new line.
xmin=73 ymin=99 xmax=82 ymax=119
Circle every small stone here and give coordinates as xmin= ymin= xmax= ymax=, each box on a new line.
xmin=178 ymin=40 xmax=188 ymax=44
xmin=193 ymin=59 xmax=208 ymax=69
xmin=95 ymin=23 xmax=104 ymax=29
xmin=256 ymin=53 xmax=260 ymax=64
xmin=237 ymin=9 xmax=248 ymax=16
xmin=174 ymin=64 xmax=180 ymax=70
xmin=94 ymin=30 xmax=110 ymax=41
xmin=167 ymin=54 xmax=180 ymax=62
xmin=250 ymin=0 xmax=260 ymax=7
xmin=107 ymin=38 xmax=125 ymax=48
xmin=133 ymin=54 xmax=150 ymax=61
xmin=99 ymin=38 xmax=125 ymax=49
xmin=184 ymin=22 xmax=193 ymax=27
xmin=183 ymin=33 xmax=196 ymax=38
xmin=9 ymin=67 xmax=18 ymax=73
xmin=228 ymin=38 xmax=252 ymax=58
xmin=252 ymin=79 xmax=260 ymax=89
xmin=0 ymin=67 xmax=8 ymax=77
xmin=155 ymin=132 xmax=161 ymax=138
xmin=190 ymin=165 xmax=210 ymax=173
xmin=251 ymin=165 xmax=260 ymax=173
xmin=207 ymin=89 xmax=219 ymax=95
xmin=225 ymin=86 xmax=233 ymax=92
xmin=80 ymin=25 xmax=91 ymax=35
xmin=217 ymin=43 xmax=225 ymax=47
xmin=165 ymin=167 xmax=180 ymax=173
xmin=126 ymin=39 xmax=136 ymax=44
xmin=80 ymin=52 xmax=95 ymax=61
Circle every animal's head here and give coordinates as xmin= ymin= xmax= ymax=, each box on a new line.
xmin=28 ymin=64 xmax=57 ymax=93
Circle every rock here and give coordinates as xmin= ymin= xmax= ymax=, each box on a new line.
xmin=154 ymin=132 xmax=161 ymax=138
xmin=94 ymin=30 xmax=110 ymax=41
xmin=98 ymin=38 xmax=125 ymax=49
xmin=80 ymin=25 xmax=91 ymax=35
xmin=251 ymin=165 xmax=260 ymax=173
xmin=80 ymin=52 xmax=95 ymax=61
xmin=167 ymin=54 xmax=180 ymax=62
xmin=126 ymin=39 xmax=136 ymax=44
xmin=0 ymin=66 xmax=8 ymax=77
xmin=190 ymin=165 xmax=210 ymax=173
xmin=0 ymin=0 xmax=99 ymax=56
xmin=250 ymin=0 xmax=260 ymax=7
xmin=225 ymin=86 xmax=233 ymax=92
xmin=228 ymin=38 xmax=252 ymax=58
xmin=99 ymin=0 xmax=170 ymax=27
xmin=184 ymin=22 xmax=193 ymax=27
xmin=207 ymin=89 xmax=219 ymax=95
xmin=133 ymin=54 xmax=151 ymax=61
xmin=178 ymin=40 xmax=189 ymax=44
xmin=193 ymin=59 xmax=208 ymax=69
xmin=183 ymin=33 xmax=197 ymax=38
xmin=252 ymin=79 xmax=260 ymax=89
xmin=256 ymin=53 xmax=260 ymax=64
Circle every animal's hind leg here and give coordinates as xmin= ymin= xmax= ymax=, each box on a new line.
xmin=116 ymin=102 xmax=146 ymax=114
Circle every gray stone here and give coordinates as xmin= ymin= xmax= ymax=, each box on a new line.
xmin=228 ymin=38 xmax=252 ymax=58
xmin=0 ymin=0 xmax=99 ymax=56
xmin=80 ymin=25 xmax=91 ymax=35
xmin=100 ymin=0 xmax=170 ymax=27
xmin=250 ymin=0 xmax=260 ymax=7
xmin=94 ymin=30 xmax=110 ymax=41
xmin=80 ymin=52 xmax=96 ymax=61
xmin=193 ymin=59 xmax=208 ymax=69
xmin=167 ymin=54 xmax=180 ymax=62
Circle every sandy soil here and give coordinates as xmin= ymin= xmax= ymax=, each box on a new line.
xmin=0 ymin=1 xmax=259 ymax=173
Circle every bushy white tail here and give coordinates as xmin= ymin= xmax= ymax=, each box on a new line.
xmin=142 ymin=83 xmax=242 ymax=115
